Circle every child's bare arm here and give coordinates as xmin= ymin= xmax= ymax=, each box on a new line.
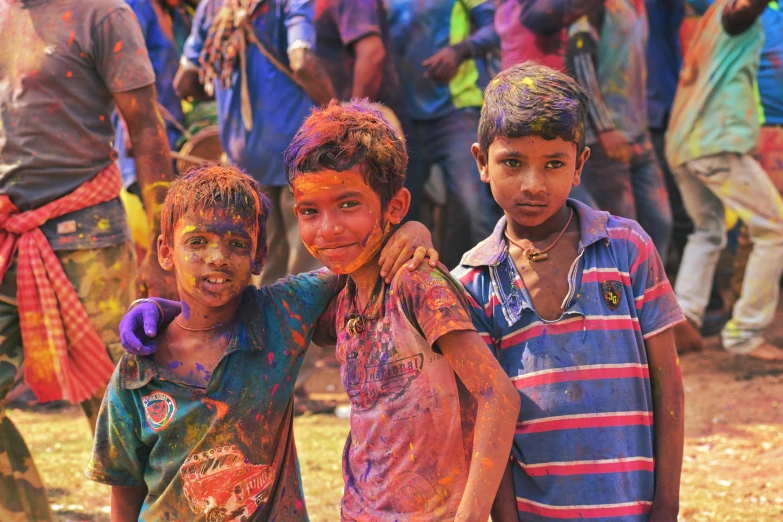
xmin=646 ymin=328 xmax=684 ymax=521
xmin=490 ymin=459 xmax=519 ymax=522
xmin=436 ymin=329 xmax=521 ymax=521
xmin=111 ymin=486 xmax=146 ymax=522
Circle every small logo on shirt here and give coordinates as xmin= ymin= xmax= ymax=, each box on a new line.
xmin=142 ymin=391 xmax=177 ymax=431
xmin=601 ymin=281 xmax=623 ymax=311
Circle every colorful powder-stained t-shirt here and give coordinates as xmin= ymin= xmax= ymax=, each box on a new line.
xmin=687 ymin=0 xmax=783 ymax=127
xmin=453 ymin=199 xmax=684 ymax=521
xmin=331 ymin=265 xmax=476 ymax=521
xmin=666 ymin=0 xmax=765 ymax=168
xmin=385 ymin=0 xmax=498 ymax=121
xmin=0 ymin=0 xmax=147 ymax=249
xmin=182 ymin=0 xmax=316 ymax=187
xmin=86 ymin=271 xmax=340 ymax=521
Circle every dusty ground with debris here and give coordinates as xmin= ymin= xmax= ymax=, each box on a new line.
xmin=7 ymin=336 xmax=783 ymax=521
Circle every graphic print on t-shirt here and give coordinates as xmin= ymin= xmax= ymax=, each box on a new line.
xmin=142 ymin=391 xmax=177 ymax=431
xmin=180 ymin=445 xmax=274 ymax=521
xmin=343 ymin=317 xmax=424 ymax=412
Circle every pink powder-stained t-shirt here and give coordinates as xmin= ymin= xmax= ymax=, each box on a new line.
xmin=495 ymin=0 xmax=568 ymax=72
xmin=334 ymin=264 xmax=477 ymax=521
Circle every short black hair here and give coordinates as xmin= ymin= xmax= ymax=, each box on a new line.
xmin=161 ymin=164 xmax=272 ymax=263
xmin=479 ymin=62 xmax=589 ymax=155
xmin=284 ymin=99 xmax=407 ymax=210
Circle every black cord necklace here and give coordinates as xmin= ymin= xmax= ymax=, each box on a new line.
xmin=346 ymin=277 xmax=385 ymax=337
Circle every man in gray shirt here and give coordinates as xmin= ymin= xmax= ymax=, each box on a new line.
xmin=0 ymin=0 xmax=176 ymax=518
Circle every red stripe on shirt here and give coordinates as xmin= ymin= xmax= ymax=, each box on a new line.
xmin=458 ymin=267 xmax=483 ymax=285
xmin=581 ymin=269 xmax=632 ymax=286
xmin=516 ymin=411 xmax=653 ymax=434
xmin=519 ymin=457 xmax=655 ymax=476
xmin=513 ymin=364 xmax=649 ymax=389
xmin=516 ymin=498 xmax=652 ymax=519
xmin=500 ymin=317 xmax=640 ymax=349
xmin=608 ymin=227 xmax=651 ymax=275
xmin=635 ymin=281 xmax=672 ymax=310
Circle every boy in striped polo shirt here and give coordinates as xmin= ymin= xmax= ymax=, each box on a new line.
xmin=452 ymin=62 xmax=685 ymax=521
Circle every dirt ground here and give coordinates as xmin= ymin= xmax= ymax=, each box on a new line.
xmin=7 ymin=335 xmax=783 ymax=522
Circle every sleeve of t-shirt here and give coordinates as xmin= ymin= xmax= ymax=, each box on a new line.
xmin=311 ymin=294 xmax=339 ymax=347
xmin=336 ymin=0 xmax=382 ymax=47
xmin=453 ymin=266 xmax=498 ymax=356
xmin=398 ymin=265 xmax=477 ymax=347
xmin=182 ymin=0 xmax=213 ymax=63
xmin=91 ymin=5 xmax=156 ymax=93
xmin=284 ymin=0 xmax=317 ymax=49
xmin=566 ymin=17 xmax=617 ymax=135
xmin=624 ymin=222 xmax=685 ymax=339
xmin=464 ymin=0 xmax=500 ymax=57
xmin=285 ymin=268 xmax=344 ymax=353
xmin=84 ymin=366 xmax=148 ymax=487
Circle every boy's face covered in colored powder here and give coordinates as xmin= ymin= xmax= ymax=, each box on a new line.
xmin=475 ymin=135 xmax=589 ymax=228
xmin=159 ymin=206 xmax=260 ymax=308
xmin=292 ymin=167 xmax=394 ymax=275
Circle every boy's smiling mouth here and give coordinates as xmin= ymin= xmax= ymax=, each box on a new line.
xmin=202 ymin=273 xmax=233 ymax=285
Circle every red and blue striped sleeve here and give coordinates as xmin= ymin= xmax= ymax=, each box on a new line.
xmin=620 ymin=222 xmax=684 ymax=339
xmin=454 ymin=266 xmax=497 ymax=355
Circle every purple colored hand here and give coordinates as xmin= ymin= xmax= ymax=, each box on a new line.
xmin=119 ymin=302 xmax=162 ymax=356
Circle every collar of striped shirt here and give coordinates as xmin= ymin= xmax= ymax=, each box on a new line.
xmin=459 ymin=199 xmax=610 ymax=268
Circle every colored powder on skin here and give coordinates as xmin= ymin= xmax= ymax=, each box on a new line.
xmin=293 ymin=172 xmax=392 ymax=274
xmin=167 ymin=361 xmax=182 ymax=369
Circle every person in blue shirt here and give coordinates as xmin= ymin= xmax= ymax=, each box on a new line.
xmin=114 ymin=0 xmax=191 ymax=190
xmin=174 ymin=0 xmax=335 ymax=287
xmin=386 ymin=0 xmax=501 ymax=268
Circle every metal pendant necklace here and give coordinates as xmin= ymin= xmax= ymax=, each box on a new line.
xmin=346 ymin=277 xmax=385 ymax=337
xmin=175 ymin=315 xmax=238 ymax=332
xmin=505 ymin=208 xmax=574 ymax=262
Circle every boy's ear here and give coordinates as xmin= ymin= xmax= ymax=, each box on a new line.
xmin=158 ymin=235 xmax=175 ymax=271
xmin=385 ymin=187 xmax=411 ymax=225
xmin=472 ymin=143 xmax=490 ymax=183
xmin=573 ymin=146 xmax=591 ymax=187
xmin=252 ymin=244 xmax=265 ymax=276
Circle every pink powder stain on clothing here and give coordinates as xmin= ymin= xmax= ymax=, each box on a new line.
xmin=268 ymin=352 xmax=274 ymax=365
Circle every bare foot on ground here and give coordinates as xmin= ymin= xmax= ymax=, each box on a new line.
xmin=747 ymin=342 xmax=783 ymax=361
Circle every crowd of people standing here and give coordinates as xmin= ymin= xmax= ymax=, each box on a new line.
xmin=1 ymin=0 xmax=782 ymax=519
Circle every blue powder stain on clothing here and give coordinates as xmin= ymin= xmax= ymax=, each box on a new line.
xmin=361 ymin=460 xmax=372 ymax=482
xmin=167 ymin=361 xmax=183 ymax=369
xmin=196 ymin=363 xmax=211 ymax=380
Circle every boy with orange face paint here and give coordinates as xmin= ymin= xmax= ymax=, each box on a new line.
xmin=285 ymin=100 xmax=520 ymax=521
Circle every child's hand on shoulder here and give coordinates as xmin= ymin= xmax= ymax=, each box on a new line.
xmin=378 ymin=221 xmax=439 ymax=282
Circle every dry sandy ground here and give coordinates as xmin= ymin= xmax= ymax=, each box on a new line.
xmin=8 ymin=341 xmax=783 ymax=521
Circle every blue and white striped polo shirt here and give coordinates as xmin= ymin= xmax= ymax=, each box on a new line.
xmin=452 ymin=199 xmax=683 ymax=521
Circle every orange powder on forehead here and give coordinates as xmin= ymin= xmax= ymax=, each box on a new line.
xmin=292 ymin=172 xmax=391 ymax=274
